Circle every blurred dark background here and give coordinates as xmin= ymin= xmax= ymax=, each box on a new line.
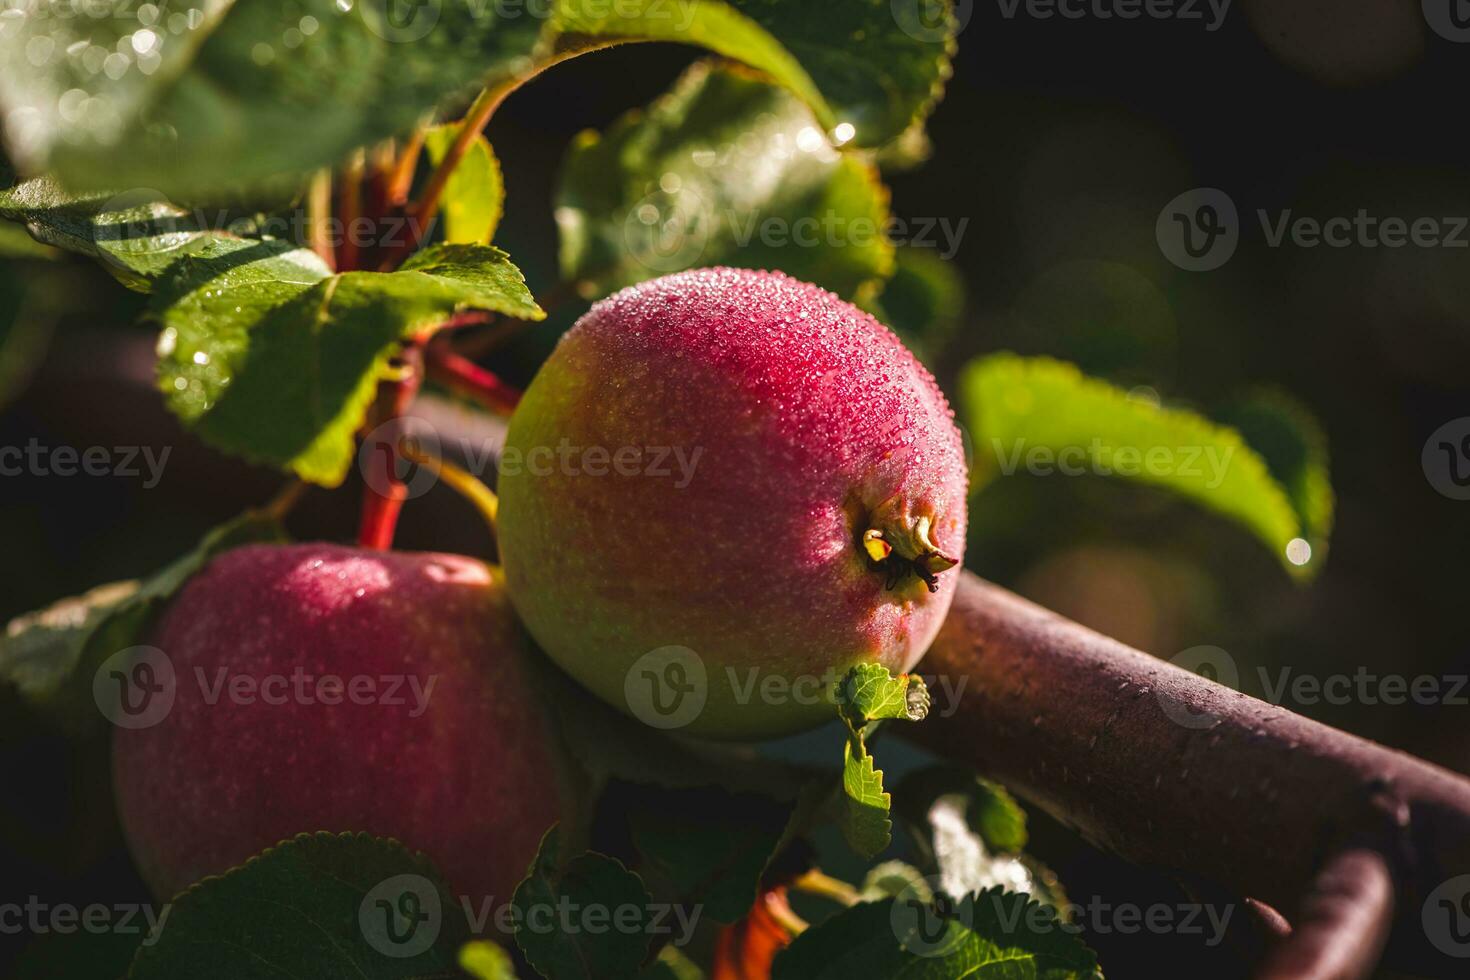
xmin=3 ymin=2 xmax=1469 ymax=976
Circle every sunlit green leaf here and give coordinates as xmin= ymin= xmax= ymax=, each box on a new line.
xmin=1 ymin=0 xmax=543 ymax=196
xmin=1215 ymin=388 xmax=1334 ymax=558
xmin=155 ymin=242 xmax=541 ymax=484
xmin=558 ymin=62 xmax=893 ymax=300
xmin=963 ymin=353 xmax=1324 ymax=578
xmin=550 ymin=0 xmax=955 ymax=148
xmin=424 ymin=125 xmax=505 ymax=245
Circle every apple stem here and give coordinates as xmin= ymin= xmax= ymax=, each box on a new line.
xmin=408 ymin=449 xmax=502 ymax=543
xmin=262 ymin=480 xmax=309 ymax=523
xmin=862 ymin=498 xmax=960 ymax=593
xmin=357 ymin=345 xmax=424 ymax=550
xmin=425 ymin=340 xmax=523 ymax=415
xmin=791 ymin=869 xmax=860 ymax=907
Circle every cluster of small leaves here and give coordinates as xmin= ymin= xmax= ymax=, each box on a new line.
xmin=152 ymin=241 xmax=543 ymax=484
xmin=835 ymin=663 xmax=931 ymax=859
xmin=0 ymin=0 xmax=956 ymax=195
xmin=0 ymin=0 xmax=960 ymax=487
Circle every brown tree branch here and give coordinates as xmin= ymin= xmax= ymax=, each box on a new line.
xmin=904 ymin=572 xmax=1470 ymax=975
xmin=1254 ymin=849 xmax=1394 ymax=980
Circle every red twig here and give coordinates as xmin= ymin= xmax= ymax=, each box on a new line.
xmin=425 ymin=340 xmax=523 ymax=416
xmin=335 ymin=152 xmax=364 ymax=272
xmin=357 ymin=345 xmax=424 ymax=550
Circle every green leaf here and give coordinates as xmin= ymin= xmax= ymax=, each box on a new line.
xmin=833 ymin=664 xmax=928 ymax=860
xmin=841 ymin=740 xmax=892 ymax=860
xmin=557 ymin=61 xmax=893 ymax=301
xmin=130 ymin=832 xmax=469 ymax=979
xmin=0 ymin=511 xmax=284 ymax=733
xmin=512 ymin=826 xmax=654 ymax=980
xmin=424 ymin=125 xmax=505 ymax=245
xmin=771 ymin=890 xmax=1102 ymax=980
xmin=460 ymin=941 xmax=520 ymax=980
xmin=154 ymin=242 xmax=542 ymax=484
xmin=1215 ymin=388 xmax=1334 ymax=557
xmin=837 ymin=662 xmax=931 ymax=730
xmin=861 ymin=247 xmax=965 ymax=365
xmin=962 ymin=353 xmax=1323 ymax=578
xmin=550 ymin=0 xmax=955 ymax=148
xmin=0 ymin=177 xmax=251 ymax=290
xmin=3 ymin=0 xmax=544 ymax=197
xmin=625 ymin=784 xmax=790 ymax=923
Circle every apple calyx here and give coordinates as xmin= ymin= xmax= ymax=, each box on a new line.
xmin=862 ymin=501 xmax=959 ymax=594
